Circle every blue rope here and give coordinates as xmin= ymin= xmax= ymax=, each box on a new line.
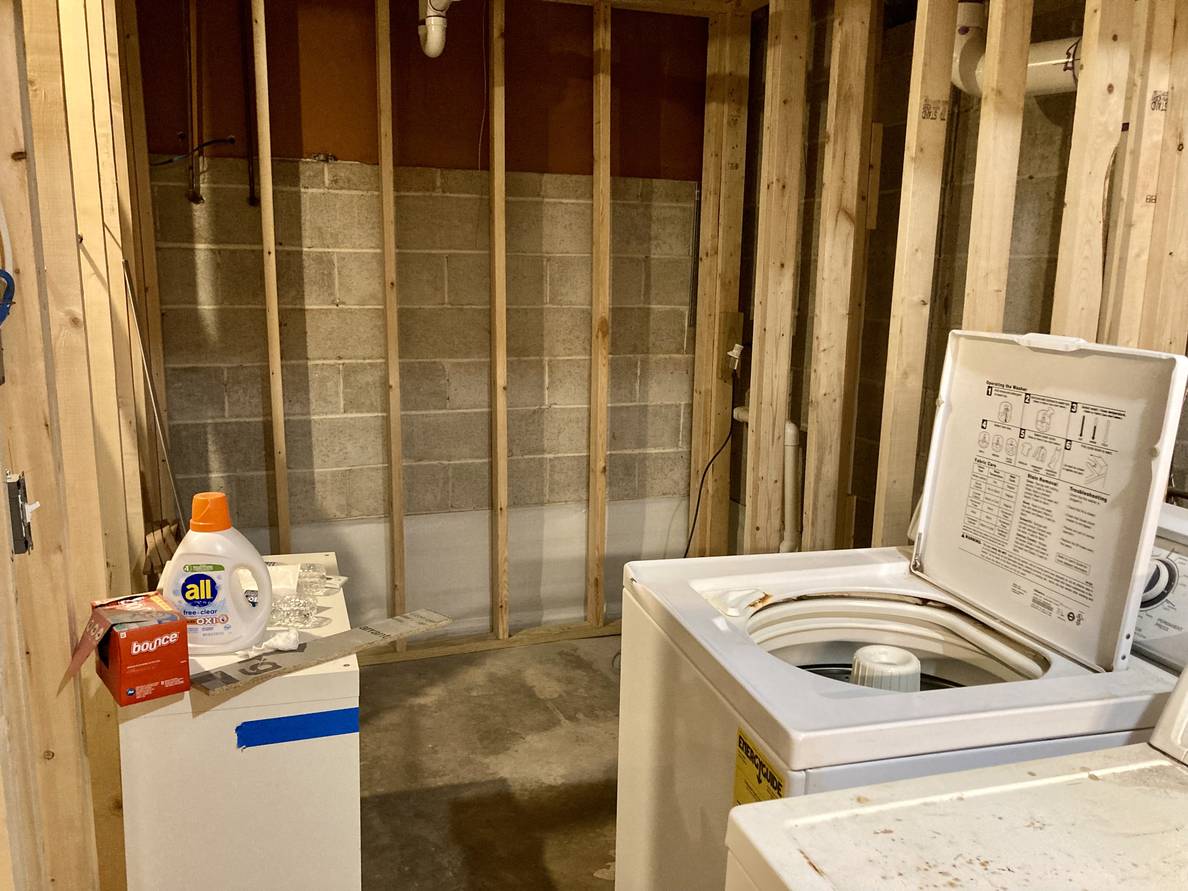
xmin=0 ymin=269 xmax=13 ymax=327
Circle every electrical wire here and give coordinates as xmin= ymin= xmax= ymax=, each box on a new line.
xmin=150 ymin=135 xmax=237 ymax=166
xmin=684 ymin=426 xmax=734 ymax=558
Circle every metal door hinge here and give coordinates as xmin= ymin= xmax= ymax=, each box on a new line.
xmin=6 ymin=472 xmax=39 ymax=555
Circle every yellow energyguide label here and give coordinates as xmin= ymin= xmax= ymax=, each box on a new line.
xmin=733 ymin=727 xmax=786 ymax=805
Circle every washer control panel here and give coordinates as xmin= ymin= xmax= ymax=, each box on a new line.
xmin=1134 ymin=508 xmax=1188 ymax=672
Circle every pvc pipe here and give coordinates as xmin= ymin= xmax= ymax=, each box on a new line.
xmin=778 ymin=421 xmax=802 ymax=553
xmin=952 ymin=0 xmax=1080 ymax=97
xmin=419 ymin=0 xmax=454 ymax=58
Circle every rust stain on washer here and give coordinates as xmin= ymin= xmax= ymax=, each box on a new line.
xmin=747 ymin=592 xmax=773 ymax=610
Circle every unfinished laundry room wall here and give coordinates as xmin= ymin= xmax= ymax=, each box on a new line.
xmin=141 ymin=0 xmax=707 ymax=633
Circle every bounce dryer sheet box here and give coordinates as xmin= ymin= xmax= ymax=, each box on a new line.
xmin=64 ymin=593 xmax=191 ymax=706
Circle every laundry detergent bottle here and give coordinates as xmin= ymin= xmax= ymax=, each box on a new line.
xmin=162 ymin=492 xmax=273 ymax=655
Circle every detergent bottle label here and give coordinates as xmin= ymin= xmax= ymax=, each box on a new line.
xmin=174 ymin=562 xmax=233 ymax=640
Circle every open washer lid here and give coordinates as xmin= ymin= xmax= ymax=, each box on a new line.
xmin=912 ymin=332 xmax=1188 ymax=671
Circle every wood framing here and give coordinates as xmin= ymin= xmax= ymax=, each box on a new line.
xmin=689 ymin=12 xmax=749 ymax=557
xmin=490 ymin=0 xmax=511 ymax=638
xmin=870 ymin=0 xmax=957 ymax=547
xmin=359 ymin=621 xmax=623 ymax=666
xmin=961 ymin=0 xmax=1033 ymax=332
xmin=539 ymin=0 xmax=733 ymax=16
xmin=250 ymin=0 xmax=293 ymax=552
xmin=1 ymin=4 xmax=101 ymax=883
xmin=1050 ymin=0 xmax=1132 ymax=340
xmin=801 ymin=0 xmax=876 ymax=552
xmin=586 ymin=0 xmax=611 ymax=622
xmin=742 ymin=0 xmax=810 ymax=555
xmin=1099 ymin=0 xmax=1174 ymax=346
xmin=1137 ymin=0 xmax=1188 ymax=353
xmin=375 ymin=0 xmax=407 ymax=620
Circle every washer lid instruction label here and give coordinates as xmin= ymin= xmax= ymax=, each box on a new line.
xmin=733 ymin=728 xmax=785 ymax=806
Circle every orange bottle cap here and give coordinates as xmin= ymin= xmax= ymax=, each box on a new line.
xmin=190 ymin=492 xmax=233 ymax=532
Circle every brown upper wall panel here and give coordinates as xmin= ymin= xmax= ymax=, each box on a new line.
xmin=138 ymin=0 xmax=706 ymax=181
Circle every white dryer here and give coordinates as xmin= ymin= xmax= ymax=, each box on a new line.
xmin=613 ymin=333 xmax=1188 ymax=890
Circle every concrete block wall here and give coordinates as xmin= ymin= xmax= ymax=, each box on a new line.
xmin=153 ymin=157 xmax=695 ymax=526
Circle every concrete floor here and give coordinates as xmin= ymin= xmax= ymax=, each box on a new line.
xmin=360 ymin=636 xmax=622 ymax=889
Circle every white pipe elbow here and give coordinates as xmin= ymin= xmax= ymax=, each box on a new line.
xmin=952 ymin=0 xmax=1079 ymax=97
xmin=419 ymin=17 xmax=447 ymax=58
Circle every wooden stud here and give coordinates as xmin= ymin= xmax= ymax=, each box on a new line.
xmin=1138 ymin=0 xmax=1188 ymax=353
xmin=375 ymin=0 xmax=407 ymax=620
xmin=0 ymin=4 xmax=101 ymax=883
xmin=490 ymin=0 xmax=511 ymax=638
xmin=1050 ymin=0 xmax=1131 ymax=340
xmin=689 ymin=12 xmax=749 ymax=557
xmin=250 ymin=0 xmax=292 ymax=552
xmin=586 ymin=0 xmax=611 ymax=623
xmin=802 ymin=0 xmax=876 ymax=552
xmin=537 ymin=0 xmax=730 ymax=16
xmin=871 ymin=0 xmax=958 ymax=547
xmin=962 ymin=0 xmax=1034 ymax=332
xmin=742 ymin=0 xmax=810 ymax=555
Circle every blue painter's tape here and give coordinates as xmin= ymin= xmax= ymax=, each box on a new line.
xmin=235 ymin=707 xmax=359 ymax=749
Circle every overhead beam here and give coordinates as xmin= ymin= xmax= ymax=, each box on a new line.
xmin=801 ymin=0 xmax=877 ymax=552
xmin=962 ymin=0 xmax=1033 ymax=331
xmin=1050 ymin=0 xmax=1131 ymax=339
xmin=537 ymin=0 xmax=736 ymax=17
xmin=375 ymin=0 xmax=407 ymax=620
xmin=688 ymin=11 xmax=749 ymax=557
xmin=871 ymin=0 xmax=958 ymax=546
xmin=490 ymin=0 xmax=511 ymax=638
xmin=742 ymin=0 xmax=810 ymax=555
xmin=250 ymin=0 xmax=292 ymax=551
xmin=586 ymin=0 xmax=611 ymax=623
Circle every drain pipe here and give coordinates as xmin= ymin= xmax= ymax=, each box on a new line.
xmin=732 ymin=407 xmax=803 ymax=554
xmin=952 ymin=0 xmax=1081 ymax=97
xmin=419 ymin=0 xmax=457 ymax=59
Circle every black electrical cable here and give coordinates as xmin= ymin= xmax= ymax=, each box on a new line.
xmin=684 ymin=426 xmax=734 ymax=558
xmin=150 ymin=136 xmax=237 ymax=166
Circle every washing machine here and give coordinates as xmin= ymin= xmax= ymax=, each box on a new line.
xmin=613 ymin=332 xmax=1188 ymax=890
xmin=723 ymin=648 xmax=1188 ymax=890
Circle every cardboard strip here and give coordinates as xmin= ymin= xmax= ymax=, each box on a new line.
xmin=235 ymin=707 xmax=359 ymax=749
xmin=189 ymin=608 xmax=451 ymax=696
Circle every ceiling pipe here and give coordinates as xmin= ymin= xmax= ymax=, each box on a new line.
xmin=952 ymin=0 xmax=1081 ymax=96
xmin=419 ymin=0 xmax=457 ymax=58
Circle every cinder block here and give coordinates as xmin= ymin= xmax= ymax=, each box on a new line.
xmin=282 ymin=362 xmax=343 ymax=416
xmin=509 ymin=359 xmax=547 ymax=407
xmin=547 ymin=454 xmax=588 ymax=503
xmin=224 ymin=365 xmax=268 ymax=419
xmin=612 ymin=203 xmax=695 ymax=257
xmin=341 ymin=361 xmax=387 ymax=413
xmin=165 ymin=367 xmax=226 ymax=421
xmin=445 ymin=253 xmax=490 ymax=305
xmin=509 ymin=456 xmax=547 ymax=506
xmin=445 ymin=360 xmax=491 ymax=409
xmin=403 ymin=411 xmax=490 ymax=461
xmin=650 ymin=180 xmax=698 ymax=204
xmin=278 ymin=250 xmax=337 ymax=307
xmin=399 ymin=307 xmax=490 ymax=359
xmin=638 ymin=356 xmax=693 ymax=404
xmin=335 ymin=251 xmax=387 ymax=306
xmin=507 ymin=199 xmax=544 ymax=253
xmin=347 ymin=464 xmax=391 ymax=518
xmin=1009 ymin=175 xmax=1062 ymax=261
xmin=611 ymin=356 xmax=639 ymax=404
xmin=440 ymin=169 xmax=488 ymax=195
xmin=509 ymin=255 xmax=546 ymax=306
xmin=285 ymin=415 xmax=388 ymax=469
xmin=611 ymin=257 xmax=646 ymax=306
xmin=230 ymin=472 xmax=273 ymax=527
xmin=298 ymin=191 xmax=382 ymax=250
xmin=150 ymin=159 xmax=188 ymax=185
xmin=507 ymin=172 xmax=542 ymax=197
xmin=644 ymin=257 xmax=695 ymax=306
xmin=448 ymin=461 xmax=490 ymax=510
xmin=609 ymin=403 xmax=683 ymax=450
xmin=196 ymin=157 xmax=251 ymax=186
xmin=541 ymin=174 xmax=592 ymax=199
xmin=395 ymin=195 xmax=489 ymax=251
xmin=681 ymin=403 xmax=692 ymax=449
xmin=506 ymin=307 xmax=545 ymax=358
xmin=541 ymin=201 xmax=593 ymax=253
xmin=546 ymin=255 xmax=592 ymax=306
xmin=395 ymin=167 xmax=439 ymax=193
xmin=508 ymin=407 xmax=585 ymax=456
xmin=401 ymin=360 xmax=449 ymax=411
xmin=155 ymin=184 xmax=263 ymax=246
xmin=394 ymin=252 xmax=446 ymax=306
xmin=543 ymin=307 xmax=591 ymax=357
xmin=609 ymin=452 xmax=638 ymax=501
xmin=638 ymin=450 xmax=689 ymax=498
xmin=163 ymin=307 xmax=268 ymax=366
xmin=290 ymin=468 xmax=353 ymax=523
xmin=169 ymin=419 xmax=268 ymax=475
xmin=610 ymin=307 xmax=688 ymax=355
xmin=281 ymin=307 xmax=387 ymax=361
xmin=158 ymin=247 xmax=261 ymax=307
xmin=546 ymin=358 xmax=589 ymax=406
xmin=325 ymin=162 xmax=381 ymax=191
xmin=508 ymin=408 xmax=544 ymax=456
xmin=610 ymin=177 xmax=642 ymax=202
xmin=403 ymin=462 xmax=449 ymax=514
